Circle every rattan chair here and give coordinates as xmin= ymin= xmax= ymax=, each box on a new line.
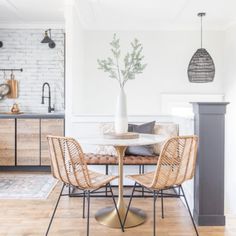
xmin=124 ymin=136 xmax=199 ymax=236
xmin=46 ymin=135 xmax=124 ymax=236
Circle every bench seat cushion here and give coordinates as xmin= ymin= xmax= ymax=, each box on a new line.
xmin=84 ymin=153 xmax=159 ymax=165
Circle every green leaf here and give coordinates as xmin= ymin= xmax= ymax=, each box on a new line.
xmin=97 ymin=34 xmax=147 ymax=87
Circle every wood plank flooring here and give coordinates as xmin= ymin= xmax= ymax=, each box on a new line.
xmin=0 ymin=182 xmax=235 ymax=236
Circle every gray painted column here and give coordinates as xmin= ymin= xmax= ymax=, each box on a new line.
xmin=192 ymin=102 xmax=229 ymax=226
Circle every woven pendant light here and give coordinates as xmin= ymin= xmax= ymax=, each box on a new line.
xmin=188 ymin=13 xmax=215 ymax=83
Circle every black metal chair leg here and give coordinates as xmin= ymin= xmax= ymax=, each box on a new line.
xmin=142 ymin=165 xmax=145 ymax=197
xmin=69 ymin=185 xmax=75 ymax=197
xmin=82 ymin=191 xmax=86 ymax=218
xmin=69 ymin=185 xmax=71 ymax=196
xmin=180 ymin=185 xmax=199 ymax=236
xmin=86 ymin=190 xmax=90 ymax=236
xmin=45 ymin=183 xmax=65 ymax=236
xmin=105 ymin=165 xmax=108 ymax=175
xmin=105 ymin=165 xmax=108 ymax=197
xmin=161 ymin=189 xmax=164 ymax=219
xmin=123 ymin=182 xmax=137 ymax=228
xmin=108 ymin=184 xmax=124 ymax=232
xmin=153 ymin=190 xmax=158 ymax=236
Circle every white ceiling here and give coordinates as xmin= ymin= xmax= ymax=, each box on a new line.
xmin=76 ymin=0 xmax=236 ymax=30
xmin=0 ymin=0 xmax=65 ymax=27
xmin=0 ymin=0 xmax=236 ymax=30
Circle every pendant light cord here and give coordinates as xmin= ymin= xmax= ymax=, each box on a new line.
xmin=201 ymin=15 xmax=203 ymax=48
xmin=198 ymin=12 xmax=205 ymax=48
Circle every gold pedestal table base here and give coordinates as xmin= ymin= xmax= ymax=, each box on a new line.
xmin=95 ymin=205 xmax=146 ymax=228
xmin=95 ymin=146 xmax=146 ymax=228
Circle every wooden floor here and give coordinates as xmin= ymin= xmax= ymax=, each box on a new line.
xmin=0 ymin=182 xmax=236 ymax=236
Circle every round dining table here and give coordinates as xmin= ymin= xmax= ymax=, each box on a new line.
xmin=79 ymin=133 xmax=166 ymax=228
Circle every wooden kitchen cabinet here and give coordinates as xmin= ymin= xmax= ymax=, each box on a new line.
xmin=17 ymin=119 xmax=40 ymax=166
xmin=0 ymin=119 xmax=15 ymax=166
xmin=0 ymin=116 xmax=64 ymax=169
xmin=41 ymin=119 xmax=64 ymax=165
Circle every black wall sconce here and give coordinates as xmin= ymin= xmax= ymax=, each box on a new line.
xmin=41 ymin=29 xmax=56 ymax=48
xmin=0 ymin=41 xmax=3 ymax=48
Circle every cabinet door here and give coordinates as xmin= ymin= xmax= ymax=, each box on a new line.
xmin=41 ymin=119 xmax=64 ymax=166
xmin=17 ymin=119 xmax=40 ymax=166
xmin=0 ymin=119 xmax=15 ymax=166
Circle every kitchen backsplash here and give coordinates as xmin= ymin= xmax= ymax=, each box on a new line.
xmin=0 ymin=29 xmax=64 ymax=113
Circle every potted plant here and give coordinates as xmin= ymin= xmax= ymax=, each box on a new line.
xmin=98 ymin=34 xmax=147 ymax=133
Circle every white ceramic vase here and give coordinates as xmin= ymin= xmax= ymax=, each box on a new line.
xmin=115 ymin=87 xmax=128 ymax=133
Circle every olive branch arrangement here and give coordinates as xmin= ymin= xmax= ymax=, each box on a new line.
xmin=97 ymin=34 xmax=147 ymax=88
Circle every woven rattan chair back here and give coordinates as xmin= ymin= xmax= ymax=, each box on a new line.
xmin=47 ymin=135 xmax=91 ymax=189
xmin=151 ymin=136 xmax=198 ymax=189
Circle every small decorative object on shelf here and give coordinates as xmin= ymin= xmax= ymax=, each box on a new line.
xmin=188 ymin=12 xmax=215 ymax=83
xmin=103 ymin=132 xmax=139 ymax=140
xmin=98 ymin=34 xmax=147 ymax=133
xmin=11 ymin=103 xmax=21 ymax=114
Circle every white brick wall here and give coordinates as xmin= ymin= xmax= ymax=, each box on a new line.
xmin=0 ymin=29 xmax=64 ymax=113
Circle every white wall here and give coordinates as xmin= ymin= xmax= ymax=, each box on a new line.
xmin=65 ymin=2 xmax=85 ymax=135
xmin=0 ymin=29 xmax=64 ymax=113
xmin=73 ymin=30 xmax=224 ymax=116
xmin=223 ymin=25 xmax=236 ymax=216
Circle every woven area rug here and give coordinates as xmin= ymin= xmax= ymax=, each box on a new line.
xmin=0 ymin=173 xmax=58 ymax=200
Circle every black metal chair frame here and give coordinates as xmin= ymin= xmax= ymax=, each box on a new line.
xmin=67 ymin=163 xmax=172 ymax=221
xmin=45 ymin=183 xmax=124 ymax=236
xmin=77 ymin=163 xmax=155 ymax=198
xmin=67 ymin=162 xmax=180 ymax=222
xmin=123 ymin=183 xmax=199 ymax=236
xmin=68 ymin=182 xmax=182 ymax=225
